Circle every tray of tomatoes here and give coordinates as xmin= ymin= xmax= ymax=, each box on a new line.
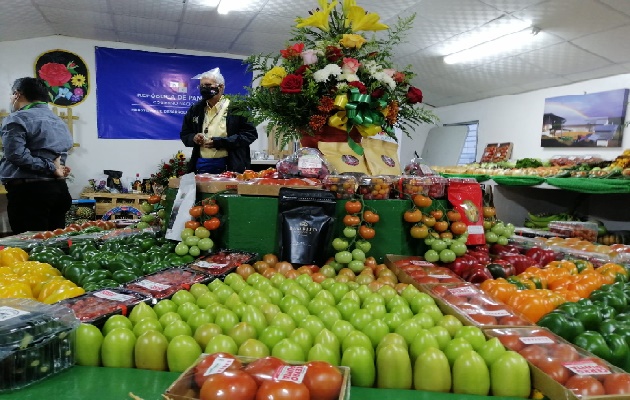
xmin=164 ymin=353 xmax=350 ymax=400
xmin=485 ymin=327 xmax=630 ymax=399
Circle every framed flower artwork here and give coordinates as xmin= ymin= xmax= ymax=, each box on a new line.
xmin=34 ymin=49 xmax=89 ymax=107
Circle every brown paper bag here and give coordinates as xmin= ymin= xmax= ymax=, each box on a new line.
xmin=317 ymin=141 xmax=370 ymax=174
xmin=362 ymin=137 xmax=402 ymax=175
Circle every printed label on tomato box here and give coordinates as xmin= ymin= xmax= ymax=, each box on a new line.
xmin=409 ymin=260 xmax=434 ymax=267
xmin=203 ymin=358 xmax=235 ymax=376
xmin=194 ymin=261 xmax=229 ymax=270
xmin=298 ymin=155 xmax=322 ymax=170
xmin=273 ymin=365 xmax=308 ymax=383
xmin=562 ymin=360 xmax=611 ymax=375
xmin=0 ymin=306 xmax=30 ymax=322
xmin=428 ymin=274 xmax=454 ymax=279
xmin=448 ymin=286 xmax=479 ymax=297
xmin=135 ymin=280 xmax=170 ymax=291
xmin=94 ymin=290 xmax=134 ymax=302
xmin=519 ymin=336 xmax=555 ymax=345
xmin=482 ymin=309 xmax=511 ymax=317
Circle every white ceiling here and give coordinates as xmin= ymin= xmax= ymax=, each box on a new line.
xmin=3 ymin=0 xmax=630 ymax=107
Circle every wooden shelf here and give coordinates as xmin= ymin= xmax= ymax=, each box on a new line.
xmin=80 ymin=192 xmax=152 ymax=217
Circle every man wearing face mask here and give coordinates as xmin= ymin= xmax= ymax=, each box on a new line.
xmin=180 ymin=67 xmax=258 ymax=174
xmin=0 ymin=77 xmax=73 ymax=234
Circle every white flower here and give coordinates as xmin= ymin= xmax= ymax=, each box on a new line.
xmin=373 ymin=71 xmax=396 ymax=90
xmin=340 ymin=73 xmax=360 ymax=82
xmin=313 ymin=64 xmax=342 ymax=82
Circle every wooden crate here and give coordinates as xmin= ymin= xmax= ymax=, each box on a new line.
xmin=80 ymin=192 xmax=152 ymax=219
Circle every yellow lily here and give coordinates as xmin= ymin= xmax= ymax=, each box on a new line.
xmin=346 ymin=5 xmax=388 ymax=31
xmin=296 ymin=0 xmax=337 ymax=32
xmin=342 ymin=0 xmax=356 ymax=27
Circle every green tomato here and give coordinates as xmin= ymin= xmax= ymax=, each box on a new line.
xmin=194 ymin=226 xmax=210 ymax=239
xmin=343 ymin=227 xmax=357 ymax=238
xmin=335 ymin=251 xmax=353 ymax=264
xmin=351 ymin=248 xmax=366 ymax=261
xmin=136 ymin=222 xmax=150 ymax=230
xmin=174 ymin=242 xmax=189 ymax=256
xmin=485 ymin=231 xmax=498 ymax=243
xmin=188 ymin=245 xmax=201 ymax=257
xmin=439 ymin=249 xmax=456 ymax=263
xmin=424 ymin=250 xmax=440 ymax=263
xmin=141 ymin=202 xmax=154 ymax=214
xmin=75 ymin=323 xmax=104 ymax=366
xmin=184 ymin=236 xmax=200 ymax=247
xmin=332 ymin=238 xmax=349 ymax=251
xmin=355 ymin=240 xmax=371 ymax=253
xmin=449 ymin=241 xmax=468 ymax=257
xmin=431 ymin=240 xmax=447 ymax=252
xmin=140 ymin=214 xmax=155 ymax=223
xmin=180 ymin=228 xmax=194 ymax=240
xmin=496 ymin=236 xmax=509 ymax=245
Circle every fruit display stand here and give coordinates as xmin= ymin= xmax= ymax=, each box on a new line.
xmin=80 ymin=192 xmax=154 ymax=219
xmin=209 ymin=194 xmax=431 ymax=262
xmin=7 ymin=366 xmax=526 ymax=400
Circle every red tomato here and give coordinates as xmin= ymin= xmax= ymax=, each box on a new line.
xmin=148 ymin=194 xmax=162 ymax=204
xmin=565 ymin=375 xmax=606 ymax=396
xmin=442 ymin=294 xmax=468 ymax=305
xmin=52 ymin=228 xmax=65 ymax=236
xmin=518 ymin=345 xmax=548 ymax=366
xmin=185 ymin=220 xmax=201 ymax=230
xmin=255 ymin=380 xmax=309 ymax=400
xmin=344 ymin=200 xmax=362 ymax=214
xmin=189 ymin=206 xmax=204 ymax=218
xmin=497 ymin=334 xmax=524 ymax=352
xmin=547 ymin=343 xmax=580 ymax=363
xmin=603 ymin=373 xmax=630 ymax=394
xmin=200 ymin=370 xmax=257 ymax=400
xmin=32 ymin=232 xmax=46 ymax=239
xmin=243 ymin=357 xmax=286 ymax=386
xmin=204 ymin=203 xmax=220 ymax=216
xmin=468 ymin=313 xmax=498 ymax=326
xmin=358 ymin=225 xmax=375 ymax=239
xmin=194 ymin=353 xmax=242 ymax=388
xmin=363 ymin=210 xmax=380 ymax=224
xmin=536 ymin=358 xmax=570 ymax=384
xmin=303 ymin=361 xmax=343 ymax=400
xmin=413 ymin=276 xmax=440 ymax=284
xmin=497 ymin=315 xmax=529 ymax=326
xmin=204 ymin=217 xmax=221 ymax=231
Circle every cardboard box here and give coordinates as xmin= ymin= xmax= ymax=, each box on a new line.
xmin=420 ymin=282 xmax=534 ymax=328
xmin=164 ymin=356 xmax=351 ymax=400
xmin=198 ymin=181 xmax=239 ymax=193
xmin=384 ymin=254 xmax=464 ymax=287
xmin=484 ymin=327 xmax=630 ymax=400
xmin=237 ymin=182 xmax=322 ymax=197
xmin=480 ymin=142 xmax=513 ymax=163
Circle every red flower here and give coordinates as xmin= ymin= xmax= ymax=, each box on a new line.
xmin=280 ymin=74 xmax=304 ymax=93
xmin=163 ymin=163 xmax=171 ymax=170
xmin=294 ymin=65 xmax=310 ymax=75
xmin=38 ymin=62 xmax=72 ymax=86
xmin=280 ymin=43 xmax=305 ymax=59
xmin=348 ymin=81 xmax=367 ymax=94
xmin=406 ymin=86 xmax=423 ymax=104
xmin=371 ymin=88 xmax=385 ymax=98
xmin=325 ymin=46 xmax=343 ymax=62
xmin=393 ymin=72 xmax=406 ymax=84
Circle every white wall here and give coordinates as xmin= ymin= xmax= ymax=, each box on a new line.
xmin=433 ymin=74 xmax=630 ymax=161
xmin=0 ymin=36 xmax=268 ymax=198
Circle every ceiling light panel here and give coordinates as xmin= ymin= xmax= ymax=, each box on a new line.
xmin=517 ymin=41 xmax=612 ymax=75
xmin=441 ymin=15 xmax=530 ymax=56
xmin=113 ymin=15 xmax=179 ymax=35
xmin=32 ymin=0 xmax=109 ymax=13
xmin=39 ymin=6 xmax=114 ymax=30
xmin=108 ymin=0 xmax=184 ymax=21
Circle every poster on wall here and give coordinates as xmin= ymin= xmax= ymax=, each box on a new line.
xmin=34 ymin=49 xmax=89 ymax=107
xmin=541 ymin=89 xmax=629 ymax=147
xmin=95 ymin=47 xmax=251 ymax=140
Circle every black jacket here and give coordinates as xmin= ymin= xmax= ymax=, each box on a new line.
xmin=180 ymin=99 xmax=258 ymax=173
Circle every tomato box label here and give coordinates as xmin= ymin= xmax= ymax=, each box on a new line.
xmin=428 ymin=274 xmax=453 ymax=279
xmin=203 ymin=358 xmax=235 ymax=376
xmin=135 ymin=279 xmax=170 ymax=291
xmin=449 ymin=286 xmax=479 ymax=297
xmin=482 ymin=309 xmax=511 ymax=317
xmin=273 ymin=365 xmax=308 ymax=383
xmin=410 ymin=260 xmax=434 ymax=267
xmin=562 ymin=360 xmax=611 ymax=375
xmin=520 ymin=336 xmax=555 ymax=345
xmin=194 ymin=261 xmax=230 ymax=270
xmin=298 ymin=155 xmax=322 ymax=170
xmin=94 ymin=290 xmax=135 ymax=302
xmin=0 ymin=306 xmax=30 ymax=321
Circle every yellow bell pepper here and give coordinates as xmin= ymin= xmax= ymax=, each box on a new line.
xmin=0 ymin=282 xmax=33 ymax=299
xmin=37 ymin=279 xmax=76 ymax=302
xmin=42 ymin=286 xmax=85 ymax=304
xmin=0 ymin=247 xmax=29 ymax=267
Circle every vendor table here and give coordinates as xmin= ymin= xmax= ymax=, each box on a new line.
xmin=4 ymin=366 xmax=523 ymax=400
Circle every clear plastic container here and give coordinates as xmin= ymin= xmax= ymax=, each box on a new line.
xmin=548 ymin=221 xmax=598 ymax=242
xmin=57 ymin=288 xmax=151 ymax=324
xmin=124 ymin=267 xmax=212 ymax=301
xmin=426 ymin=176 xmax=448 ymax=199
xmin=357 ymin=175 xmax=392 ymax=200
xmin=322 ymin=175 xmax=357 ymax=199
xmin=403 ymin=158 xmax=437 ymax=176
xmin=398 ymin=176 xmax=431 ymax=198
xmin=0 ymin=299 xmax=79 ymax=392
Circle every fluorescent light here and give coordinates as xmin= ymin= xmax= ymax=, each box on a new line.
xmin=217 ymin=0 xmax=248 ymax=14
xmin=443 ymin=17 xmax=532 ymax=56
xmin=444 ymin=28 xmax=540 ymax=64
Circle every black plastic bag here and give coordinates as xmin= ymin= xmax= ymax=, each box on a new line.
xmin=104 ymin=170 xmax=124 ymax=193
xmin=278 ymin=188 xmax=336 ymax=266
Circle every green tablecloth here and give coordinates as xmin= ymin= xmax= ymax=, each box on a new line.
xmin=491 ymin=176 xmax=546 ymax=186
xmin=545 ymin=177 xmax=630 ymax=194
xmin=2 ymin=366 xmax=524 ymax=400
xmin=441 ymin=173 xmax=491 ymax=182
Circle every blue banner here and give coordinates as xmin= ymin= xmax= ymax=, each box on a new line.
xmin=95 ymin=47 xmax=251 ymax=140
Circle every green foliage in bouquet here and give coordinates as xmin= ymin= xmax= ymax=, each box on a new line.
xmin=149 ymin=151 xmax=189 ymax=187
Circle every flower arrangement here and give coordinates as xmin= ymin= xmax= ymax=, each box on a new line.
xmin=230 ymin=0 xmax=438 ymax=150
xmin=149 ymin=151 xmax=189 ymax=188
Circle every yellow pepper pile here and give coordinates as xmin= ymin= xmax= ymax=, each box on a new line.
xmin=0 ymin=247 xmax=84 ymax=303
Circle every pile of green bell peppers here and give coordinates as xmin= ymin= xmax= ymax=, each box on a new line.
xmin=28 ymin=232 xmax=190 ymax=292
xmin=538 ymin=282 xmax=630 ymax=370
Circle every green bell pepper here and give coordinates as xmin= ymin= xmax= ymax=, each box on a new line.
xmin=599 ymin=304 xmax=618 ymax=321
xmin=79 ymin=270 xmax=112 ymax=286
xmin=603 ymin=333 xmax=630 ymax=368
xmin=112 ymin=269 xmax=139 ymax=284
xmin=65 ymin=264 xmax=87 ymax=285
xmin=575 ymin=305 xmax=602 ymax=331
xmin=556 ymin=302 xmax=581 ymax=315
xmin=537 ymin=311 xmax=585 ymax=342
xmin=590 ymin=289 xmax=628 ymax=312
xmin=574 ymin=331 xmax=612 ymax=361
